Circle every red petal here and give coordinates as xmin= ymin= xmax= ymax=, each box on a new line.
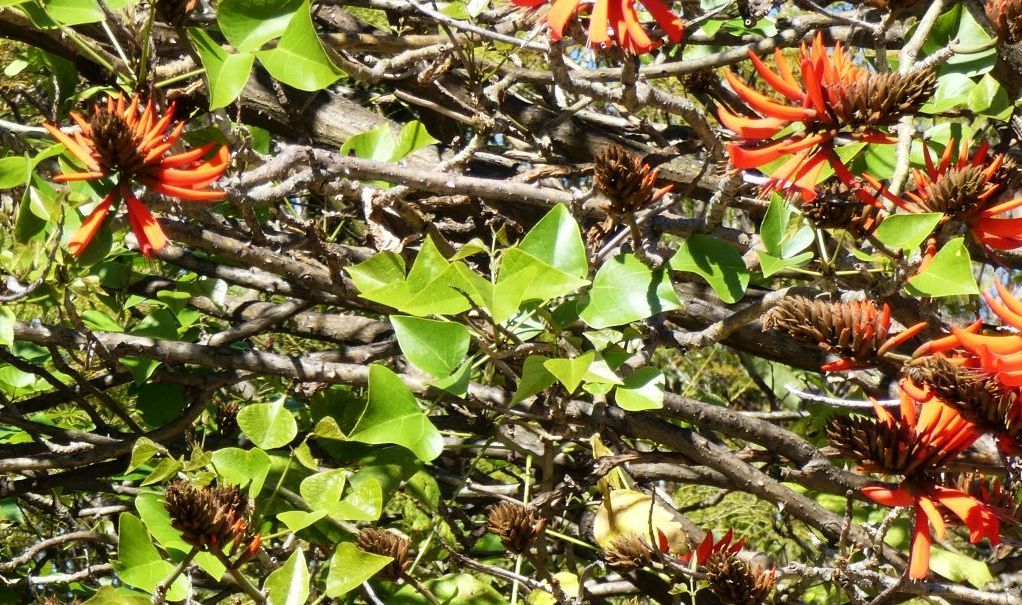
xmin=717 ymin=106 xmax=784 ymax=138
xmin=68 ymin=192 xmax=116 ymax=256
xmin=862 ymin=485 xmax=915 ymax=507
xmin=909 ymin=505 xmax=932 ymax=580
xmin=724 ymin=71 xmax=815 ymax=122
xmin=637 ymin=0 xmax=684 ymax=43
xmin=148 ymin=181 xmax=227 ymax=202
xmin=546 ymin=0 xmax=580 ymax=41
xmin=931 ymin=486 xmax=1000 ymax=545
xmin=124 ymin=189 xmax=167 ymax=256
xmin=748 ymin=50 xmax=803 ymax=101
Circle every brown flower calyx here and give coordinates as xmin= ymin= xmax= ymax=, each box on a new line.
xmin=703 ymin=551 xmax=776 ymax=605
xmin=832 ymin=68 xmax=936 ymax=129
xmin=356 ymin=528 xmax=411 ymax=581
xmin=604 ymin=535 xmax=654 ymax=569
xmin=988 ymin=0 xmax=1022 ymax=44
xmin=593 ymin=146 xmax=673 ymax=215
xmin=905 ymin=356 xmax=1022 ymax=438
xmin=88 ymin=110 xmax=147 ymax=176
xmin=918 ymin=164 xmax=991 ymax=219
xmin=164 ymin=480 xmax=253 ymax=552
xmin=802 ymin=180 xmax=881 ymax=234
xmin=487 ymin=501 xmax=546 ymax=554
xmin=762 ymin=297 xmax=901 ymax=369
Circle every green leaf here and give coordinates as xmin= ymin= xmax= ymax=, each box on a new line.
xmin=0 ymin=156 xmax=28 ymax=189
xmin=216 ymin=0 xmax=303 ymax=52
xmin=237 ymin=398 xmax=298 ymax=449
xmin=82 ymin=587 xmax=151 ymax=605
xmin=40 ymin=0 xmax=102 ymax=25
xmin=511 ymin=355 xmax=556 ymax=404
xmin=929 ymin=547 xmax=994 ymax=588
xmin=760 ymin=194 xmax=812 ymax=257
xmin=349 ymin=365 xmax=443 ymax=461
xmin=670 ymin=235 xmax=750 ymax=304
xmin=211 ymin=447 xmax=271 ymax=497
xmin=543 ymin=352 xmax=594 ymax=394
xmin=340 ymin=124 xmax=396 ymax=162
xmin=277 ymin=509 xmax=327 ymax=532
xmin=335 ymin=477 xmax=383 ymax=521
xmin=135 ymin=494 xmax=225 ymax=580
xmin=189 ymin=28 xmax=254 ymax=110
xmin=922 ymin=4 xmax=996 ymax=76
xmin=614 ymin=367 xmax=665 ymax=411
xmin=579 ymin=253 xmax=682 ymax=328
xmin=391 ymin=121 xmax=439 ymax=162
xmin=968 ymin=74 xmax=1012 ymax=120
xmin=265 ymin=549 xmax=310 ymax=605
xmin=351 ymin=238 xmax=476 ymax=316
xmin=905 ymin=238 xmax=979 ymax=297
xmin=128 ymin=437 xmax=163 ymax=472
xmin=757 ymin=250 xmax=813 ymax=278
xmin=0 ymin=308 xmax=13 ymax=347
xmin=300 ymin=469 xmax=346 ymax=511
xmin=141 ymin=457 xmax=181 ymax=486
xmin=496 ymin=248 xmax=588 ymax=309
xmin=256 ymin=0 xmax=343 ymax=91
xmin=326 ymin=542 xmax=392 ymax=597
xmin=872 ymin=213 xmax=943 ymax=252
xmin=391 ymin=316 xmax=470 ymax=378
xmin=117 ymin=513 xmax=188 ymax=600
xmin=518 ymin=204 xmax=588 ymax=278
xmin=391 ymin=573 xmax=504 ymax=604
xmin=346 ymin=252 xmax=405 ymax=292
xmin=931 ymin=72 xmax=975 ymax=112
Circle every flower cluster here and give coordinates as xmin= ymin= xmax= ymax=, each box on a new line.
xmin=719 ymin=34 xmax=1022 ymax=257
xmin=44 ymin=93 xmax=229 ymax=257
xmin=827 ymin=387 xmax=999 ymax=579
xmin=513 ymin=0 xmax=684 ymax=54
xmin=719 ymin=33 xmax=934 ymax=202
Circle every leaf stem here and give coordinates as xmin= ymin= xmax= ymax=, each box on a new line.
xmin=215 ymin=551 xmax=267 ymax=604
xmin=152 ymin=544 xmax=199 ymax=605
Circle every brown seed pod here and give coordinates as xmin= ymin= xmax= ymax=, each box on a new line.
xmin=604 ymin=535 xmax=653 ymax=569
xmin=762 ymin=297 xmax=906 ymax=369
xmin=802 ymin=180 xmax=881 ymax=235
xmin=593 ymin=146 xmax=672 ymax=215
xmin=487 ymin=501 xmax=546 ymax=554
xmin=164 ymin=481 xmax=252 ymax=551
xmin=833 ymin=68 xmax=936 ymax=129
xmin=356 ymin=528 xmax=411 ymax=581
xmin=703 ymin=551 xmax=776 ymax=605
xmin=89 ymin=111 xmax=147 ymax=176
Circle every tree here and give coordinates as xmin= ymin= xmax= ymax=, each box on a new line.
xmin=1 ymin=0 xmax=1022 ymax=602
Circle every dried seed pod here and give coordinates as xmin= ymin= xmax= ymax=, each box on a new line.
xmin=604 ymin=535 xmax=653 ymax=569
xmin=905 ymin=356 xmax=1022 ymax=439
xmin=762 ymin=296 xmax=924 ymax=371
xmin=164 ymin=481 xmax=252 ymax=551
xmin=802 ymin=180 xmax=881 ymax=234
xmin=703 ymin=551 xmax=776 ymax=605
xmin=356 ymin=528 xmax=411 ymax=581
xmin=487 ymin=502 xmax=546 ymax=554
xmin=593 ymin=146 xmax=672 ymax=215
xmin=834 ymin=68 xmax=936 ymax=129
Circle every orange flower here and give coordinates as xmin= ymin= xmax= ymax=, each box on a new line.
xmin=868 ymin=139 xmax=1022 ymax=251
xmin=44 ymin=94 xmax=229 ymax=257
xmin=863 ymin=482 xmax=999 ymax=580
xmin=830 ymin=387 xmax=996 ymax=580
xmin=513 ymin=0 xmax=684 ymax=54
xmin=719 ymin=33 xmax=933 ymax=201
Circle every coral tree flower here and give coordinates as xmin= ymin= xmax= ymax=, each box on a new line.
xmin=513 ymin=0 xmax=684 ymax=54
xmin=828 ymin=388 xmax=999 ymax=580
xmin=719 ymin=33 xmax=934 ymax=201
xmin=761 ymin=296 xmax=927 ymax=372
xmin=681 ymin=529 xmax=744 ymax=566
xmin=44 ymin=94 xmax=229 ymax=257
xmin=867 ymin=139 xmax=1022 ymax=251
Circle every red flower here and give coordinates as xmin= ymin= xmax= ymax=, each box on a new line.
xmin=829 ymin=387 xmax=998 ymax=579
xmin=719 ymin=33 xmax=933 ymax=202
xmin=513 ymin=0 xmax=684 ymax=54
xmin=866 ymin=139 xmax=1022 ymax=251
xmin=863 ymin=482 xmax=999 ymax=580
xmin=44 ymin=94 xmax=229 ymax=257
xmin=680 ymin=528 xmax=744 ymax=566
